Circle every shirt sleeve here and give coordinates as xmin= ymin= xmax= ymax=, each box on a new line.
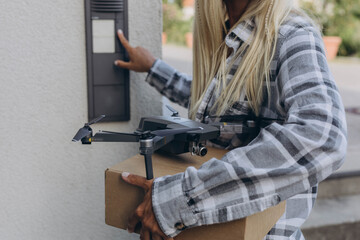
xmin=145 ymin=59 xmax=192 ymax=108
xmin=151 ymin=27 xmax=347 ymax=238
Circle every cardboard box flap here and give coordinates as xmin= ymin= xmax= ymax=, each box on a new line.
xmin=108 ymin=148 xmax=228 ymax=178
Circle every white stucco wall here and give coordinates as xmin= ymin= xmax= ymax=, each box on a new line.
xmin=0 ymin=1 xmax=162 ymax=239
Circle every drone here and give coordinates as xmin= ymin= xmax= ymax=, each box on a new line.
xmin=72 ymin=106 xmax=273 ymax=180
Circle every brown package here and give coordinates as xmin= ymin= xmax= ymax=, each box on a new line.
xmin=105 ymin=148 xmax=285 ymax=240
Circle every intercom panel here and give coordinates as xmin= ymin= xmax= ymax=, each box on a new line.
xmin=85 ymin=0 xmax=130 ymax=122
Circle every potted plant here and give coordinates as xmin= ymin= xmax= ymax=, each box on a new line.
xmin=182 ymin=0 xmax=194 ymax=48
xmin=185 ymin=32 xmax=193 ymax=48
xmin=162 ymin=32 xmax=167 ymax=45
xmin=163 ymin=2 xmax=193 ymax=46
xmin=301 ymin=0 xmax=360 ymax=59
xmin=324 ymin=0 xmax=360 ymax=58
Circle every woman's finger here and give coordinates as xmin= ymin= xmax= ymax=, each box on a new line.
xmin=114 ymin=59 xmax=132 ymax=70
xmin=127 ymin=209 xmax=142 ymax=233
xmin=117 ymin=29 xmax=132 ymax=51
xmin=140 ymin=228 xmax=151 ymax=240
xmin=160 ymin=232 xmax=173 ymax=240
xmin=152 ymin=234 xmax=163 ymax=240
xmin=122 ymin=172 xmax=150 ymax=189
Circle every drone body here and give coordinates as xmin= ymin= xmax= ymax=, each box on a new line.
xmin=137 ymin=116 xmax=219 ymax=156
xmin=72 ymin=105 xmax=278 ymax=179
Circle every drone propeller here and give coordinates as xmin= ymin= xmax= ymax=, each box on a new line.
xmin=86 ymin=115 xmax=105 ymax=126
xmin=72 ymin=115 xmax=105 ymax=142
xmin=166 ymin=105 xmax=179 ymax=117
xmin=72 ymin=127 xmax=92 ymax=142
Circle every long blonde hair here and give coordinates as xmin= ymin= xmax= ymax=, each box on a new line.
xmin=189 ymin=0 xmax=294 ymax=119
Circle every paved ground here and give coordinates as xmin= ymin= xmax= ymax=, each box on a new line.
xmin=162 ymin=44 xmax=360 ymax=173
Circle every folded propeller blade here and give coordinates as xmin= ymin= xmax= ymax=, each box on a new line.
xmin=87 ymin=115 xmax=105 ymax=126
xmin=72 ymin=127 xmax=91 ymax=142
xmin=166 ymin=105 xmax=179 ymax=117
xmin=72 ymin=115 xmax=104 ymax=142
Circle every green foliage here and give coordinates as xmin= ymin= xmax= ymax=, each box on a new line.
xmin=301 ymin=0 xmax=360 ymax=56
xmin=162 ymin=3 xmax=192 ymax=45
xmin=162 ymin=0 xmax=183 ymax=8
xmin=174 ymin=0 xmax=183 ymax=8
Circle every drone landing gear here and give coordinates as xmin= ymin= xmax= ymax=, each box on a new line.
xmin=139 ymin=139 xmax=155 ymax=180
xmin=143 ymin=154 xmax=154 ymax=180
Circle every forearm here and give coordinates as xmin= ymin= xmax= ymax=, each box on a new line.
xmin=152 ymin=112 xmax=346 ymax=237
xmin=146 ymin=59 xmax=192 ymax=108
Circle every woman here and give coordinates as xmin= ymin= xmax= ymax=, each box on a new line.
xmin=115 ymin=0 xmax=347 ymax=239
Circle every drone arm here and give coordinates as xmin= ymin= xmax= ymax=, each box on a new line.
xmin=152 ymin=135 xmax=175 ymax=151
xmin=91 ymin=132 xmax=140 ymax=142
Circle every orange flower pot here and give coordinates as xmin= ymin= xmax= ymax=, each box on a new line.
xmin=162 ymin=32 xmax=167 ymax=45
xmin=182 ymin=0 xmax=194 ymax=7
xmin=185 ymin=32 xmax=193 ymax=48
xmin=323 ymin=36 xmax=342 ymax=61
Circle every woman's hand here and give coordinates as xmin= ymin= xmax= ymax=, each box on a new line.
xmin=114 ymin=30 xmax=156 ymax=72
xmin=122 ymin=172 xmax=173 ymax=240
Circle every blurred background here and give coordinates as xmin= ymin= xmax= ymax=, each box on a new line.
xmin=162 ymin=0 xmax=360 ymax=57
xmin=0 ymin=0 xmax=359 ymax=240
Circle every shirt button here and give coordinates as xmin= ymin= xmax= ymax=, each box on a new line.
xmin=174 ymin=222 xmax=186 ymax=230
xmin=187 ymin=198 xmax=195 ymax=206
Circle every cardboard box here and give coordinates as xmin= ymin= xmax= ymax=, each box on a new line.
xmin=105 ymin=148 xmax=285 ymax=240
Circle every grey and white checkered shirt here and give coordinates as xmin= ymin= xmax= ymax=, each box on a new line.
xmin=145 ymin=13 xmax=347 ymax=240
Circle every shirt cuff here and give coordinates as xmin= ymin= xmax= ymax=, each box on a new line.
xmin=145 ymin=59 xmax=177 ymax=92
xmin=152 ymin=173 xmax=198 ymax=238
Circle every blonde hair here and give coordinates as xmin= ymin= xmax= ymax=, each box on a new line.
xmin=189 ymin=0 xmax=294 ymax=119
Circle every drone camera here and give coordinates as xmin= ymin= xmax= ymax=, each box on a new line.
xmin=199 ymin=145 xmax=208 ymax=157
xmin=191 ymin=142 xmax=208 ymax=157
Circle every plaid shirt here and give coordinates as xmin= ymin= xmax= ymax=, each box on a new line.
xmin=145 ymin=13 xmax=347 ymax=239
